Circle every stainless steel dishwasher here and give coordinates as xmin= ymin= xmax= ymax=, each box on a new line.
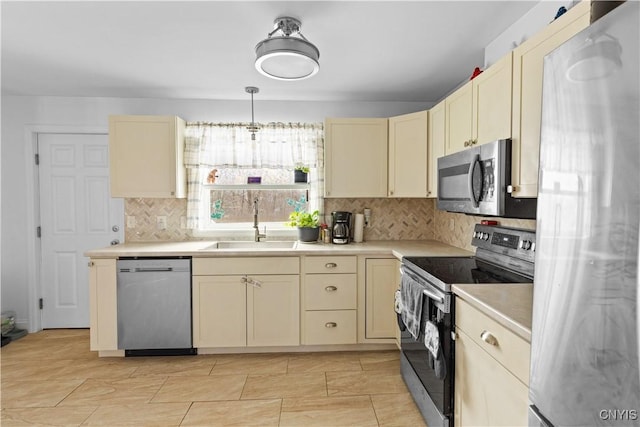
xmin=117 ymin=257 xmax=195 ymax=356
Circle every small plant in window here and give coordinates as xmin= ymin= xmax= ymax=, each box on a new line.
xmin=286 ymin=194 xmax=308 ymax=212
xmin=294 ymin=164 xmax=310 ymax=183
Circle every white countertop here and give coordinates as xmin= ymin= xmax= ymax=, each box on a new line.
xmin=84 ymin=239 xmax=473 ymax=259
xmin=452 ymin=283 xmax=533 ymax=342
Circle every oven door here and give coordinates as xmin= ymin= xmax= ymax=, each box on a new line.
xmin=436 ymin=138 xmax=509 ymax=216
xmin=398 ymin=268 xmax=454 ymax=425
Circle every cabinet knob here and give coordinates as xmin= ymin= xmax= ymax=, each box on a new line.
xmin=464 ymin=140 xmax=469 ymax=147
xmin=389 ymin=190 xmax=394 ymax=196
xmin=480 ymin=330 xmax=499 ymax=346
xmin=325 ymin=286 xmax=338 ymax=292
xmin=87 ymin=261 xmax=94 ymax=267
xmin=325 ymin=262 xmax=338 ymax=269
xmin=325 ymin=322 xmax=337 ymax=328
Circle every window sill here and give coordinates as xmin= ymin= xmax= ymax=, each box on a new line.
xmin=203 ymin=183 xmax=310 ymax=190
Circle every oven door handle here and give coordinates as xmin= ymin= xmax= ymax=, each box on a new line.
xmin=423 ymin=288 xmax=445 ymax=305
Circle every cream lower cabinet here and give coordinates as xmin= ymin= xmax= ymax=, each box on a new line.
xmin=454 ymin=298 xmax=530 ymax=427
xmin=324 ymin=118 xmax=388 ymax=198
xmin=511 ymin=1 xmax=590 ymax=198
xmin=88 ymin=258 xmax=118 ymax=351
xmin=192 ymin=257 xmax=300 ymax=348
xmin=388 ymin=111 xmax=429 ymax=198
xmin=302 ymin=256 xmax=357 ymax=345
xmin=363 ymin=258 xmax=397 ymax=340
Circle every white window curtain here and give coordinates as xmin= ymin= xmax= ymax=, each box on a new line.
xmin=184 ymin=122 xmax=324 ymax=229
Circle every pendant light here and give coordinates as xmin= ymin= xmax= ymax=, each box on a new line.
xmin=245 ymin=86 xmax=259 ymax=140
xmin=255 ymin=16 xmax=320 ymax=81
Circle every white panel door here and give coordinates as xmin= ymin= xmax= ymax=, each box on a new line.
xmin=38 ymin=133 xmax=124 ymax=328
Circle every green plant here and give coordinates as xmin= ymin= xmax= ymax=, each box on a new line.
xmin=295 ymin=165 xmax=310 ymax=174
xmin=286 ymin=210 xmax=319 ymax=228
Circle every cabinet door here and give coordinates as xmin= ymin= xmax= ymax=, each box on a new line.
xmin=89 ymin=258 xmax=118 ymax=351
xmin=445 ymin=81 xmax=473 ymax=155
xmin=324 ymin=118 xmax=388 ymax=198
xmin=473 ymin=53 xmax=513 ymax=145
xmin=365 ymin=258 xmax=397 ymax=339
xmin=109 ymin=115 xmax=186 ymax=198
xmin=388 ymin=111 xmax=428 ymax=198
xmin=427 ymin=100 xmax=445 ymax=198
xmin=192 ymin=275 xmax=247 ymax=347
xmin=247 ymin=275 xmax=300 ymax=347
xmin=511 ymin=1 xmax=590 ymax=198
xmin=454 ymin=329 xmax=529 ymax=427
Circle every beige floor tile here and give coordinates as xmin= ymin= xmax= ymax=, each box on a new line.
xmin=82 ymin=403 xmax=191 ymax=426
xmin=181 ymin=399 xmax=282 ymax=426
xmin=0 ymin=359 xmax=74 ymax=381
xmin=57 ymin=377 xmax=166 ymax=406
xmin=1 ymin=406 xmax=96 ymax=426
xmin=371 ymin=392 xmax=427 ymax=427
xmin=326 ymin=370 xmax=408 ymax=396
xmin=152 ymin=375 xmax=247 ymax=403
xmin=210 ymin=353 xmax=289 ymax=375
xmin=0 ymin=379 xmax=84 ymax=408
xmin=359 ymin=350 xmax=401 ymax=372
xmin=131 ymin=355 xmax=216 ymax=377
xmin=241 ymin=373 xmax=327 ymax=399
xmin=280 ymin=395 xmax=378 ymax=427
xmin=287 ymin=352 xmax=363 ymax=373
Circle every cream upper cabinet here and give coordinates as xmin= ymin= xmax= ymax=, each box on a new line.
xmin=454 ymin=298 xmax=530 ymax=427
xmin=445 ymin=81 xmax=473 ymax=155
xmin=108 ymin=115 xmax=186 ymax=198
xmin=324 ymin=118 xmax=388 ymax=198
xmin=88 ymin=258 xmax=117 ymax=351
xmin=445 ymin=53 xmax=513 ymax=155
xmin=511 ymin=1 xmax=590 ymax=198
xmin=427 ymin=100 xmax=445 ymax=198
xmin=364 ymin=258 xmax=397 ymax=339
xmin=388 ymin=111 xmax=429 ymax=198
xmin=192 ymin=257 xmax=300 ymax=348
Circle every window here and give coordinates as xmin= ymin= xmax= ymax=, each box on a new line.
xmin=184 ymin=123 xmax=323 ymax=236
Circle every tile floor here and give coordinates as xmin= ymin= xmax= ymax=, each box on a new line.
xmin=1 ymin=329 xmax=427 ymax=426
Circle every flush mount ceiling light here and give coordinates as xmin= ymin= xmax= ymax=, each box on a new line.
xmin=255 ymin=16 xmax=320 ymax=81
xmin=245 ymin=86 xmax=259 ymax=140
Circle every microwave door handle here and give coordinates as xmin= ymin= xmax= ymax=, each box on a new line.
xmin=468 ymin=154 xmax=481 ymax=208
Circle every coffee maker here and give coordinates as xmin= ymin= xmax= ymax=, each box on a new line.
xmin=331 ymin=211 xmax=352 ymax=244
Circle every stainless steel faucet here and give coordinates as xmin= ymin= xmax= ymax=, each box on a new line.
xmin=253 ymin=198 xmax=267 ymax=242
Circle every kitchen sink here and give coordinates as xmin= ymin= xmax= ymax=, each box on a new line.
xmin=201 ymin=241 xmax=297 ymax=250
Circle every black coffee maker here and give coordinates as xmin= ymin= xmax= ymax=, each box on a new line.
xmin=331 ymin=211 xmax=352 ymax=244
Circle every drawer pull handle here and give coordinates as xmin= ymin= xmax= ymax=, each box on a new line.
xmin=325 ymin=263 xmax=338 ymax=269
xmin=325 ymin=322 xmax=337 ymax=328
xmin=480 ymin=330 xmax=499 ymax=346
xmin=325 ymin=286 xmax=338 ymax=292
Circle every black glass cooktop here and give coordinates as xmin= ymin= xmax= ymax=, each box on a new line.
xmin=403 ymin=256 xmax=533 ymax=285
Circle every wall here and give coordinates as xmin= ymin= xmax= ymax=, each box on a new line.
xmin=1 ymin=95 xmax=431 ymax=329
xmin=484 ymin=0 xmax=581 ymax=66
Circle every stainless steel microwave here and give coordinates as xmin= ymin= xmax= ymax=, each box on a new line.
xmin=436 ymin=139 xmax=537 ymax=219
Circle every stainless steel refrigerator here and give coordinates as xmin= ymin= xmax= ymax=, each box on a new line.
xmin=530 ymin=1 xmax=640 ymax=425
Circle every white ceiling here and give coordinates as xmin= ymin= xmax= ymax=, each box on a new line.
xmin=1 ymin=1 xmax=538 ymax=102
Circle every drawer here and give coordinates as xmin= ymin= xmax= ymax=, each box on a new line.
xmin=304 ymin=256 xmax=357 ymax=274
xmin=193 ymin=257 xmax=299 ymax=275
xmin=304 ymin=310 xmax=357 ymax=345
xmin=456 ymin=298 xmax=530 ymax=386
xmin=305 ymin=274 xmax=357 ymax=310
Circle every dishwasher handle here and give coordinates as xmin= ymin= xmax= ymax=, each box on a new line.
xmin=119 ymin=267 xmax=177 ymax=273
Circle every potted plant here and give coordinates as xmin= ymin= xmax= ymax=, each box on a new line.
xmin=294 ymin=165 xmax=310 ymax=183
xmin=286 ymin=210 xmax=320 ymax=242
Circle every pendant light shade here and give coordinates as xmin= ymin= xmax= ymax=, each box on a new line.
xmin=255 ymin=17 xmax=320 ymax=81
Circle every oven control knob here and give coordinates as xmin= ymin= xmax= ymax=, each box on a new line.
xmin=483 ymin=233 xmax=490 ymax=240
xmin=473 ymin=231 xmax=478 ymax=239
xmin=522 ymin=240 xmax=532 ymax=250
xmin=531 ymin=242 xmax=536 ymax=252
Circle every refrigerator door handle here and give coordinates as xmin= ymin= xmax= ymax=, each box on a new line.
xmin=529 ymin=405 xmax=553 ymax=427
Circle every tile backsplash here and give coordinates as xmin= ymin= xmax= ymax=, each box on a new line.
xmin=125 ymin=197 xmax=536 ymax=251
